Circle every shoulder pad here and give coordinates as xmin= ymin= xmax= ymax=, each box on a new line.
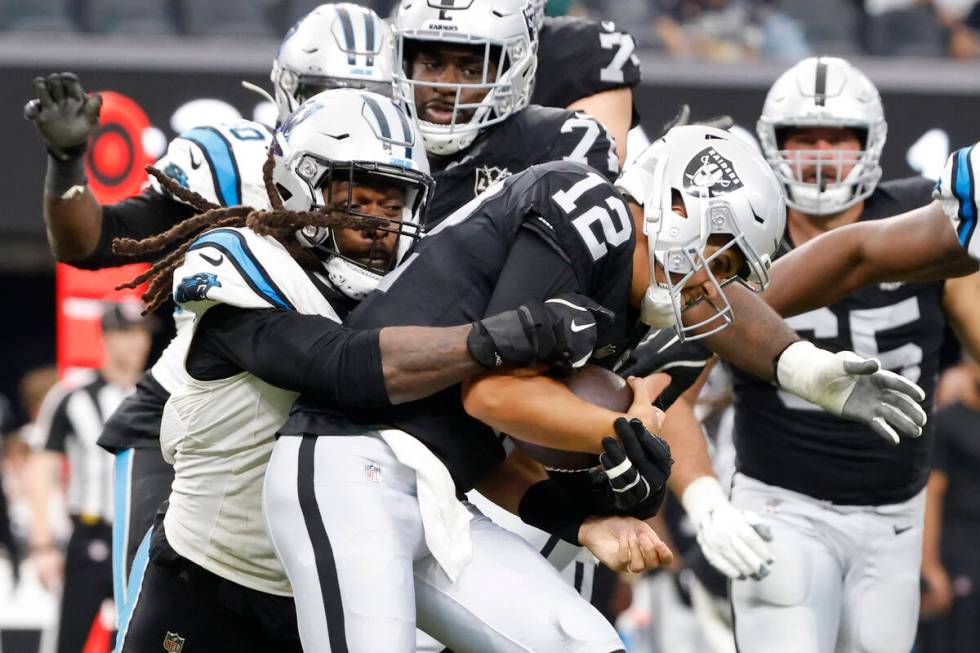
xmin=171 ymin=227 xmax=299 ymax=314
xmin=151 ymin=120 xmax=274 ymax=210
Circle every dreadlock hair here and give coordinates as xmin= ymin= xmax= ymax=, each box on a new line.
xmin=114 ymin=148 xmax=386 ymax=314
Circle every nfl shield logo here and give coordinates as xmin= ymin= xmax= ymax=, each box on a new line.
xmin=364 ymin=463 xmax=382 ymax=483
xmin=163 ymin=632 xmax=185 ymax=653
xmin=474 ymin=165 xmax=511 ymax=195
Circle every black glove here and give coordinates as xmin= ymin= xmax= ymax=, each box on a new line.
xmin=468 ymin=293 xmax=615 ymax=374
xmin=24 ymin=72 xmax=102 ymax=161
xmin=597 ymin=418 xmax=673 ymax=519
xmin=617 ymin=329 xmax=713 ymax=410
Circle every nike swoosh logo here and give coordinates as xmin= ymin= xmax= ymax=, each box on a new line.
xmin=570 ymin=321 xmax=594 ymax=332
xmin=200 ymin=252 xmax=223 ymax=266
xmin=893 ymin=525 xmax=913 ymax=535
xmin=189 ymin=150 xmax=203 ymax=170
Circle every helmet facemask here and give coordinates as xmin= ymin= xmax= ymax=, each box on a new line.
xmin=288 ymin=157 xmax=432 ymax=299
xmin=394 ymin=35 xmax=537 ymax=156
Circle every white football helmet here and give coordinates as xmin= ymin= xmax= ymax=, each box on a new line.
xmin=272 ymin=89 xmax=433 ymax=300
xmin=618 ymin=125 xmax=786 ymax=341
xmin=392 ymin=0 xmax=538 ymax=156
xmin=271 ymin=3 xmax=394 ymax=123
xmin=757 ymin=56 xmax=887 ymax=216
xmin=528 ymin=0 xmax=547 ymax=31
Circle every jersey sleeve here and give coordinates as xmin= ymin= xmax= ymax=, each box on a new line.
xmin=171 ymin=228 xmax=299 ymax=316
xmin=935 ymin=143 xmax=980 ymax=262
xmin=186 ymin=305 xmax=390 ymax=409
xmin=547 ymin=111 xmax=621 ymax=183
xmin=74 ymin=189 xmax=196 ymax=270
xmin=533 ymin=17 xmax=641 ymax=108
xmin=42 ymin=392 xmax=73 ymax=453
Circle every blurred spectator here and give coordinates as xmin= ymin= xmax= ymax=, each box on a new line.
xmin=917 ymin=357 xmax=980 ymax=653
xmin=28 ymin=302 xmax=150 ymax=653
xmin=862 ymin=0 xmax=946 ymax=55
xmin=0 ymin=393 xmax=19 ymax=584
xmin=651 ymin=0 xmax=810 ymax=62
xmin=945 ymin=1 xmax=980 ymax=57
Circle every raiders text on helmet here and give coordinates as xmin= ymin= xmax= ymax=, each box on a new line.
xmin=392 ymin=0 xmax=539 ymax=155
xmin=757 ymin=57 xmax=886 ymax=216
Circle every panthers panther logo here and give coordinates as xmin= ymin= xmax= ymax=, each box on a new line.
xmin=164 ymin=163 xmax=189 ymax=189
xmin=175 ymin=272 xmax=221 ymax=303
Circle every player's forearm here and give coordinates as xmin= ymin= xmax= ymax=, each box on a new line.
xmin=462 ymin=372 xmax=622 ymax=452
xmin=43 ymin=186 xmax=103 ymax=262
xmin=660 ymin=392 xmax=715 ymax=496
xmin=942 ymin=272 xmax=980 ymax=363
xmin=27 ymin=452 xmax=60 ymax=547
xmin=475 ymin=448 xmax=549 ymax=515
xmin=922 ymin=471 xmax=947 ymax=569
xmin=698 ymin=284 xmax=799 ymax=381
xmin=379 ymin=325 xmax=484 ymax=404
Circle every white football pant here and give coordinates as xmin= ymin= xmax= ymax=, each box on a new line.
xmin=729 ymin=473 xmax=926 ymax=653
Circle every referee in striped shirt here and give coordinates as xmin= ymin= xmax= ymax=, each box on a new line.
xmin=29 ymin=301 xmax=151 ymax=653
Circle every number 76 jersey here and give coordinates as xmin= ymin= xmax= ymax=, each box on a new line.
xmin=731 ymin=177 xmax=946 ymax=507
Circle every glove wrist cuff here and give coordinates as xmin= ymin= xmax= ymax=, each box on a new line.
xmin=518 ymin=479 xmax=588 ymax=545
xmin=45 ymin=152 xmax=87 ymax=197
xmin=681 ymin=475 xmax=727 ymax=525
xmin=775 ymin=340 xmax=819 ymax=392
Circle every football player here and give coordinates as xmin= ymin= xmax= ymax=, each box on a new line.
xmin=262 ymin=123 xmax=927 ymax=652
xmin=761 ymin=143 xmax=980 ymax=313
xmin=390 ymin=0 xmax=622 ymax=228
xmin=714 ymin=57 xmax=980 ymax=653
xmin=114 ymin=89 xmax=626 ymax=652
xmin=23 ymin=2 xmax=395 ymax=617
xmin=527 ymin=0 xmax=641 ymax=164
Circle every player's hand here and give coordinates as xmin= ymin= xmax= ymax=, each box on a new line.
xmin=31 ymin=546 xmax=64 ymax=592
xmin=920 ymin=561 xmax=953 ymax=618
xmin=24 ymin=72 xmax=102 ymax=161
xmin=597 ymin=416 xmax=673 ymax=519
xmin=617 ymin=330 xmax=713 ymax=409
xmin=578 ymin=515 xmax=673 ymax=573
xmin=681 ymin=476 xmax=773 ymax=581
xmin=775 ymin=340 xmax=927 ymax=445
xmin=468 ymin=293 xmax=615 ymax=373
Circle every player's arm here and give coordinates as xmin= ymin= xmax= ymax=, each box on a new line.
xmin=27 ymin=391 xmax=71 ymax=591
xmin=476 ymin=447 xmax=673 ymax=572
xmin=920 ymin=468 xmax=952 ymax=617
xmin=763 ymin=201 xmax=978 ymax=318
xmin=942 ymin=271 xmax=980 ymax=362
xmin=568 ymin=87 xmax=632 ymax=166
xmin=25 ymin=72 xmax=197 ymax=267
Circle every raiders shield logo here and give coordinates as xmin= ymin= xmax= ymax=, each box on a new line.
xmin=163 ymin=632 xmax=185 ymax=653
xmin=474 ymin=165 xmax=511 ymax=195
xmin=683 ymin=147 xmax=744 ymax=197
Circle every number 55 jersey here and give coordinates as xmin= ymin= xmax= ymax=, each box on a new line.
xmin=732 ymin=177 xmax=945 ymax=505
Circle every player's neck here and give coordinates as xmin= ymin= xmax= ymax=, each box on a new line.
xmin=786 ymin=201 xmax=864 ymax=247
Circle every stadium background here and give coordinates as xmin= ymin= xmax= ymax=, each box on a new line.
xmin=0 ymin=0 xmax=978 ymax=652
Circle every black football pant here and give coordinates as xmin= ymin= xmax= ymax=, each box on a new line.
xmin=116 ymin=515 xmax=303 ymax=653
xmin=56 ymin=517 xmax=113 ymax=653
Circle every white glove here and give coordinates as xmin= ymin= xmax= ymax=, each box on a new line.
xmin=681 ymin=476 xmax=773 ymax=581
xmin=776 ymin=340 xmax=927 ymax=444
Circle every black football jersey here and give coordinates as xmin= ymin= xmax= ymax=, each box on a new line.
xmin=424 ymin=104 xmax=621 ymax=228
xmin=533 ymin=16 xmax=641 ymax=118
xmin=283 ymin=160 xmax=637 ymax=492
xmin=732 ymin=177 xmax=945 ymax=505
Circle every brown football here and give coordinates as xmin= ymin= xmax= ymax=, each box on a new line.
xmin=511 ymin=365 xmax=633 ymax=471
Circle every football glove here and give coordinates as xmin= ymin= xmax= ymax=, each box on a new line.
xmin=682 ymin=476 xmax=773 ymax=581
xmin=24 ymin=72 xmax=102 ymax=161
xmin=469 ymin=293 xmax=615 ymax=375
xmin=617 ymin=328 xmax=713 ymax=410
xmin=776 ymin=340 xmax=927 ymax=444
xmin=596 ymin=417 xmax=673 ymax=519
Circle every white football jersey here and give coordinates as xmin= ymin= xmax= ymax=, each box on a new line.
xmin=935 ymin=143 xmax=980 ymax=262
xmin=148 ymin=120 xmax=273 ymax=395
xmin=161 ymin=226 xmax=341 ymax=596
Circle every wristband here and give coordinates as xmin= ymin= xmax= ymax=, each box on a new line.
xmin=45 ymin=151 xmax=88 ymax=198
xmin=466 ymin=321 xmax=503 ymax=368
xmin=517 ymin=479 xmax=589 ymax=545
xmin=680 ymin=475 xmax=727 ymax=526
